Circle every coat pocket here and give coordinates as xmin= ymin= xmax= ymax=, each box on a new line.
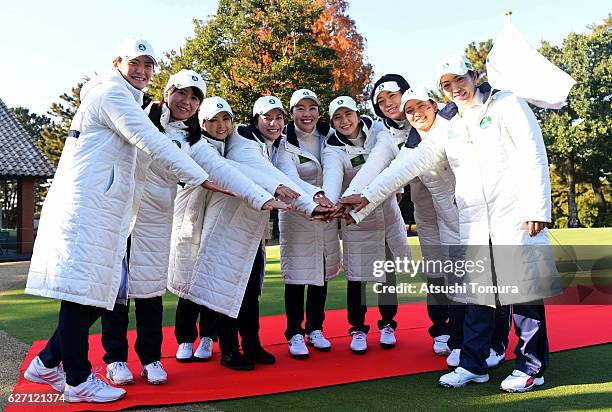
xmin=104 ymin=164 xmax=120 ymax=197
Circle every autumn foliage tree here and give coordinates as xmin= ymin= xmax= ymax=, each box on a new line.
xmin=149 ymin=0 xmax=373 ymax=122
xmin=312 ymin=0 xmax=373 ymax=103
xmin=149 ymin=0 xmax=345 ymax=122
xmin=465 ymin=39 xmax=493 ymax=83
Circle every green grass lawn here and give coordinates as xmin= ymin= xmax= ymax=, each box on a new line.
xmin=1 ymin=228 xmax=611 ymax=410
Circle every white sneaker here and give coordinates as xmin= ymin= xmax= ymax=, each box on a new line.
xmin=486 ymin=348 xmax=505 ymax=369
xmin=194 ymin=337 xmax=213 ymax=361
xmin=379 ymin=325 xmax=397 ymax=349
xmin=500 ymin=369 xmax=545 ymax=393
xmin=446 ymin=349 xmax=460 ymax=367
xmin=175 ymin=342 xmax=194 ymax=362
xmin=141 ymin=361 xmax=167 ymax=385
xmin=106 ymin=361 xmax=134 ymax=385
xmin=24 ymin=356 xmax=66 ymax=392
xmin=307 ymin=330 xmax=332 ymax=351
xmin=350 ymin=331 xmax=368 ymax=354
xmin=439 ymin=367 xmax=489 ymax=388
xmin=288 ymin=334 xmax=309 ymax=359
xmin=64 ymin=371 xmax=126 ymax=403
xmin=433 ymin=334 xmax=451 ymax=356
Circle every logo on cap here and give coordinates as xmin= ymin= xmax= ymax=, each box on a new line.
xmin=216 ymin=103 xmax=224 ymax=108
xmin=377 ymin=84 xmax=384 ymax=91
xmin=442 ymin=63 xmax=450 ymax=70
xmin=269 ymin=98 xmax=276 ymax=104
xmin=337 ymin=99 xmax=344 ymax=104
xmin=191 ymin=75 xmax=198 ymax=81
xmin=466 ymin=61 xmax=473 ymax=70
xmin=303 ymin=91 xmax=309 ymax=95
xmin=138 ymin=43 xmax=146 ymax=51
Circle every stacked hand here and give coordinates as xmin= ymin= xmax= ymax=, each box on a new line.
xmin=310 ymin=204 xmax=339 ymax=222
xmin=275 ymin=184 xmax=300 ymax=200
xmin=201 ymin=180 xmax=236 ymax=197
xmin=261 ymin=199 xmax=292 ymax=211
xmin=313 ymin=192 xmax=334 ymax=208
xmin=339 ymin=194 xmax=370 ymax=212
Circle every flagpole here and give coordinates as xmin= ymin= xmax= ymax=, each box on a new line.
xmin=505 ymin=11 xmax=512 ymax=22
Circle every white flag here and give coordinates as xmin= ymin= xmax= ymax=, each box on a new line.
xmin=486 ymin=21 xmax=576 ymax=109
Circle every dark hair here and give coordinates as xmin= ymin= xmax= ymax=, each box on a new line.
xmin=250 ymin=114 xmax=259 ymax=129
xmin=370 ymin=74 xmax=410 ymax=129
xmin=147 ymin=87 xmax=202 ymax=146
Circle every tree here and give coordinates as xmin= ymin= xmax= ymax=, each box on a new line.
xmin=312 ymin=0 xmax=373 ymax=103
xmin=149 ymin=0 xmax=339 ymax=123
xmin=538 ymin=16 xmax=612 ymax=227
xmin=9 ymin=107 xmax=51 ymax=145
xmin=9 ymin=107 xmax=53 ymax=219
xmin=40 ymin=82 xmax=83 ymax=167
xmin=465 ymin=39 xmax=493 ymax=83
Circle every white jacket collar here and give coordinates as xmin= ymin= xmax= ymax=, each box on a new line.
xmin=159 ymin=104 xmax=188 ymax=132
xmin=113 ymin=69 xmax=145 ymax=106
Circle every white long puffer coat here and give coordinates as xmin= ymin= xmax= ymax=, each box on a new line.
xmin=167 ymin=133 xmax=274 ymax=299
xmin=188 ymin=125 xmax=318 ymax=318
xmin=343 ymin=121 xmax=459 ymax=277
xmin=275 ymin=121 xmax=341 ymax=285
xmin=322 ymin=116 xmax=410 ymax=282
xmin=25 ymin=71 xmax=209 ymax=310
xmin=360 ymin=85 xmax=561 ymax=305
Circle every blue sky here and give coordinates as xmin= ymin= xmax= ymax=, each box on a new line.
xmin=0 ymin=0 xmax=609 ymax=115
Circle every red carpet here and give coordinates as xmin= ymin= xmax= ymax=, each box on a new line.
xmin=6 ymin=303 xmax=612 ymax=411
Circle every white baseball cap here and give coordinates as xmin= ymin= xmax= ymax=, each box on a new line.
xmin=399 ymin=86 xmax=432 ymax=112
xmin=289 ymin=89 xmax=321 ymax=110
xmin=253 ymin=96 xmax=287 ymax=116
xmin=199 ymin=96 xmax=234 ymax=124
xmin=437 ymin=54 xmax=474 ymax=82
xmin=164 ymin=69 xmax=207 ymax=99
xmin=115 ymin=37 xmax=157 ymax=66
xmin=373 ymin=81 xmax=401 ymax=102
xmin=329 ymin=96 xmax=358 ymax=118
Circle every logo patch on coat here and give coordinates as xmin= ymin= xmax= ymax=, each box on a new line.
xmin=172 ymin=140 xmax=182 ymax=148
xmin=350 ymin=154 xmax=366 ymax=168
xmin=479 ymin=116 xmax=492 ymax=129
xmin=298 ymin=155 xmax=311 ymax=164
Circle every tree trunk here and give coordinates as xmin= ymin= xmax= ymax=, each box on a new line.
xmin=591 ymin=178 xmax=606 ymax=227
xmin=566 ymin=159 xmax=582 ymax=228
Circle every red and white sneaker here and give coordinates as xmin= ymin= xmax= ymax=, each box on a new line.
xmin=500 ymin=369 xmax=544 ymax=392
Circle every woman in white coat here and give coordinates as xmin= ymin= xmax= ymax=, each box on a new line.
xmin=322 ymin=96 xmax=410 ymax=355
xmin=187 ymin=96 xmax=331 ymax=371
xmin=100 ymin=69 xmax=217 ymax=387
xmin=365 ymin=74 xmax=457 ymax=355
xmin=342 ymin=86 xmax=511 ymax=368
xmin=343 ymin=55 xmax=561 ymax=392
xmin=275 ymin=89 xmax=341 ymax=359
xmin=169 ymin=97 xmax=285 ymax=363
xmin=23 ymin=39 xmax=228 ymax=403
